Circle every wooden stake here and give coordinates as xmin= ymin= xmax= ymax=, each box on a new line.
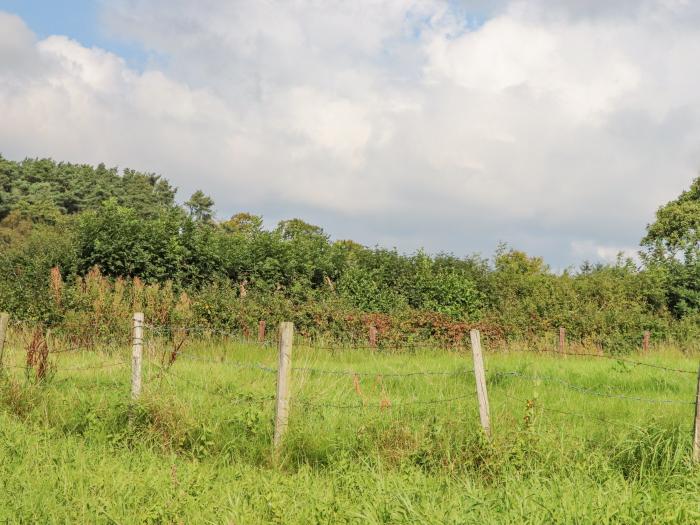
xmin=693 ymin=363 xmax=700 ymax=463
xmin=470 ymin=329 xmax=491 ymax=437
xmin=258 ymin=320 xmax=266 ymax=344
xmin=131 ymin=312 xmax=144 ymax=400
xmin=273 ymin=322 xmax=294 ymax=458
xmin=642 ymin=331 xmax=650 ymax=353
xmin=0 ymin=312 xmax=9 ymax=369
xmin=559 ymin=327 xmax=566 ymax=355
xmin=369 ymin=326 xmax=377 ymax=348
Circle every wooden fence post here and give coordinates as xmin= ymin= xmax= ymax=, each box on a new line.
xmin=642 ymin=331 xmax=650 ymax=353
xmin=0 ymin=312 xmax=9 ymax=369
xmin=470 ymin=329 xmax=491 ymax=437
xmin=559 ymin=327 xmax=566 ymax=355
xmin=369 ymin=325 xmax=377 ymax=349
xmin=693 ymin=363 xmax=700 ymax=463
xmin=273 ymin=322 xmax=294 ymax=459
xmin=258 ymin=320 xmax=266 ymax=344
xmin=131 ymin=312 xmax=144 ymax=400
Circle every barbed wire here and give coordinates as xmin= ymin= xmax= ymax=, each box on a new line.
xmin=1 ymin=343 xmax=694 ymax=407
xmin=48 ymin=347 xmax=94 ymax=354
xmin=144 ymin=323 xmax=468 ymax=351
xmin=171 ymin=353 xmax=278 ymax=374
xmin=0 ymin=361 xmax=128 ymax=373
xmin=292 ymin=365 xmax=474 ymax=378
xmin=145 ymin=323 xmax=268 ymax=339
xmin=49 ymin=377 xmax=129 ymax=391
xmin=8 ymin=318 xmax=696 ymax=374
xmin=499 ymin=390 xmax=645 ymax=430
xmin=58 ymin=361 xmax=129 ymax=371
xmin=151 ymin=364 xmax=275 ymax=405
xmin=493 ymin=370 xmax=695 ymax=405
xmin=166 ymin=351 xmax=474 ymax=379
xmin=520 ymin=348 xmax=697 ymax=375
xmin=7 ymin=318 xmax=131 ymax=333
xmin=295 ymin=393 xmax=474 ymax=411
xmin=123 ymin=325 xmax=700 ymax=376
xmin=48 ymin=343 xmax=128 ymax=355
xmin=307 ymin=342 xmax=467 ymax=351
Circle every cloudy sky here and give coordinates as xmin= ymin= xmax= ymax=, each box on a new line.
xmin=1 ymin=0 xmax=699 ymax=267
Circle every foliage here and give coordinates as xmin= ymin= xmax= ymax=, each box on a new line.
xmin=0 ymin=154 xmax=697 ymax=349
xmin=0 ymin=155 xmax=175 ymax=221
xmin=184 ymin=190 xmax=215 ymax=223
xmin=642 ymin=174 xmax=700 ymax=317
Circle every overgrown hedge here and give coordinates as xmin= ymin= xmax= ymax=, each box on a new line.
xmin=1 ymin=155 xmax=698 ymax=353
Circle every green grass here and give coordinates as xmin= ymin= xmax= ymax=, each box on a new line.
xmin=1 ymin=335 xmax=699 ymax=523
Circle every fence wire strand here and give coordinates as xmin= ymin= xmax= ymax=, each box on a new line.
xmin=521 ymin=348 xmax=696 ymax=375
xmin=292 ymin=366 xmax=474 ymax=378
xmin=8 ymin=319 xmax=698 ymax=374
xmin=500 ymin=390 xmax=646 ymax=430
xmin=173 ymin=353 xmax=278 ymax=374
xmin=296 ymin=393 xmax=474 ymax=411
xmin=492 ymin=370 xmax=695 ymax=405
xmin=169 ymin=350 xmax=474 ymax=379
xmin=151 ymin=363 xmax=275 ymax=405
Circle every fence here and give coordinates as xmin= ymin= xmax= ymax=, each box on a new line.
xmin=1 ymin=311 xmax=700 ymax=463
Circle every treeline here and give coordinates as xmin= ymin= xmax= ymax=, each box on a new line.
xmin=0 ymin=155 xmax=698 ymax=351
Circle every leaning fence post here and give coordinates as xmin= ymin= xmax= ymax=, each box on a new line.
xmin=693 ymin=363 xmax=700 ymax=463
xmin=558 ymin=327 xmax=566 ymax=356
xmin=273 ymin=322 xmax=294 ymax=459
xmin=642 ymin=331 xmax=650 ymax=353
xmin=0 ymin=312 xmax=9 ymax=369
xmin=258 ymin=320 xmax=266 ymax=344
xmin=131 ymin=312 xmax=144 ymax=400
xmin=470 ymin=329 xmax=491 ymax=437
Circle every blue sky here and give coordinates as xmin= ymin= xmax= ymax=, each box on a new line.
xmin=0 ymin=0 xmax=148 ymax=67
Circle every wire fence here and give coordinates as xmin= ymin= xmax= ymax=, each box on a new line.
xmin=1 ymin=315 xmax=699 ymax=460
xmin=6 ymin=316 xmax=695 ymax=363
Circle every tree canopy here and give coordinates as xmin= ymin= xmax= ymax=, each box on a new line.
xmin=642 ymin=175 xmax=700 ymax=317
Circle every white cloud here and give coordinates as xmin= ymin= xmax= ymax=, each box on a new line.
xmin=271 ymin=86 xmax=373 ymax=166
xmin=424 ymin=15 xmax=642 ymax=122
xmin=1 ymin=2 xmax=700 ymax=265
xmin=571 ymin=240 xmax=639 ymax=265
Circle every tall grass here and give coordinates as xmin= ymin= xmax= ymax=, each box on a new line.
xmin=0 ymin=328 xmax=699 ymax=523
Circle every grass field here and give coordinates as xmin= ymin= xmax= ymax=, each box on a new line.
xmin=1 ymin=331 xmax=699 ymax=524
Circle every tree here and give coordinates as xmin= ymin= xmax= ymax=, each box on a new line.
xmin=275 ymin=218 xmax=327 ymax=240
xmin=75 ymin=199 xmax=186 ymax=281
xmin=222 ymin=212 xmax=263 ymax=236
xmin=0 ymin=155 xmax=177 ymax=220
xmin=642 ymin=176 xmax=700 ymax=262
xmin=642 ymin=175 xmax=700 ymax=317
xmin=185 ymin=190 xmax=215 ymax=223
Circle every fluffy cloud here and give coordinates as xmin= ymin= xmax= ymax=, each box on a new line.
xmin=1 ymin=1 xmax=700 ymax=267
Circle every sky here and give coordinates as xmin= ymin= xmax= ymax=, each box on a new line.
xmin=1 ymin=0 xmax=699 ymax=268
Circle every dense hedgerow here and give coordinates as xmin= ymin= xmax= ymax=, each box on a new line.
xmin=1 ymin=155 xmax=699 ymax=352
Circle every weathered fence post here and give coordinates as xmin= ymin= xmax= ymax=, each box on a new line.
xmin=273 ymin=322 xmax=294 ymax=459
xmin=369 ymin=325 xmax=377 ymax=349
xmin=470 ymin=329 xmax=491 ymax=437
xmin=258 ymin=320 xmax=266 ymax=344
xmin=0 ymin=312 xmax=9 ymax=369
xmin=642 ymin=331 xmax=650 ymax=353
xmin=693 ymin=363 xmax=700 ymax=463
xmin=559 ymin=327 xmax=566 ymax=356
xmin=131 ymin=312 xmax=144 ymax=400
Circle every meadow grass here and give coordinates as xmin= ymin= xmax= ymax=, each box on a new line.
xmin=0 ymin=331 xmax=699 ymax=523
